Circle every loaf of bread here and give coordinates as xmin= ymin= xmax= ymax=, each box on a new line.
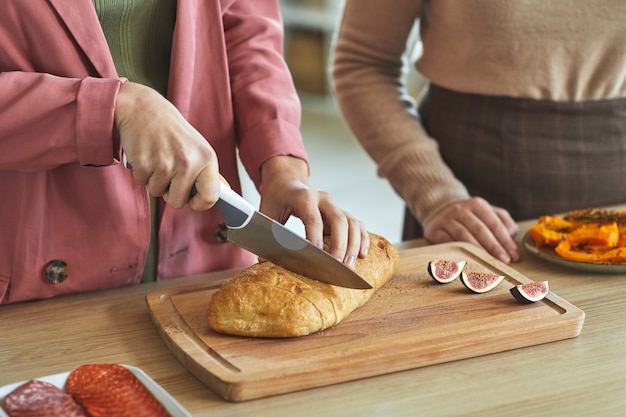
xmin=207 ymin=233 xmax=399 ymax=338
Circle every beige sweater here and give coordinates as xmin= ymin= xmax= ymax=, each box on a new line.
xmin=332 ymin=0 xmax=626 ymax=226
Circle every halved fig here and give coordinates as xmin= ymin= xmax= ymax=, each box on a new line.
xmin=510 ymin=281 xmax=549 ymax=303
xmin=460 ymin=271 xmax=505 ymax=293
xmin=428 ymin=260 xmax=467 ymax=284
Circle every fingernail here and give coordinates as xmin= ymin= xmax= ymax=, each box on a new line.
xmin=345 ymin=255 xmax=356 ymax=267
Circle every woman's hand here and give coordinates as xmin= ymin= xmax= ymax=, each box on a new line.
xmin=423 ymin=197 xmax=520 ymax=264
xmin=114 ymin=82 xmax=221 ymax=211
xmin=259 ymin=156 xmax=370 ymax=266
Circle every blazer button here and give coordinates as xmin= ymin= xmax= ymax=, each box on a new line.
xmin=45 ymin=259 xmax=68 ymax=284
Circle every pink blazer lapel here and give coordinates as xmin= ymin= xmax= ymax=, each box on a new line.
xmin=47 ymin=0 xmax=118 ymax=77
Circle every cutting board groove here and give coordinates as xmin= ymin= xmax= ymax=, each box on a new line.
xmin=146 ymin=242 xmax=585 ymax=401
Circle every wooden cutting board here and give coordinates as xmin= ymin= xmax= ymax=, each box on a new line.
xmin=146 ymin=242 xmax=585 ymax=402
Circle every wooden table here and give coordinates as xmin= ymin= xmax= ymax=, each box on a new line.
xmin=2 ymin=219 xmax=626 ymax=416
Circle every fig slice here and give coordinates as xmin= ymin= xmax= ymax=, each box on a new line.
xmin=428 ymin=260 xmax=467 ymax=284
xmin=460 ymin=271 xmax=505 ymax=293
xmin=510 ymin=281 xmax=549 ymax=303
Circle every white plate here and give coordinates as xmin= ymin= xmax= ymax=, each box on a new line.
xmin=523 ymin=232 xmax=626 ymax=274
xmin=0 ymin=364 xmax=192 ymax=417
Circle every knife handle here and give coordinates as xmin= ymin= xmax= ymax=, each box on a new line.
xmin=214 ymin=183 xmax=255 ymax=229
xmin=188 ymin=183 xmax=255 ymax=228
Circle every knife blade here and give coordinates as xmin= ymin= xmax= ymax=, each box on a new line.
xmin=214 ymin=183 xmax=372 ymax=289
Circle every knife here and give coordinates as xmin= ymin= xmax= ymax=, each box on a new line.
xmin=122 ymin=153 xmax=370 ymax=289
xmin=214 ymin=183 xmax=372 ymax=289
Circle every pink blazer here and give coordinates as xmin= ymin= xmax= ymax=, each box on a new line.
xmin=0 ymin=0 xmax=307 ymax=304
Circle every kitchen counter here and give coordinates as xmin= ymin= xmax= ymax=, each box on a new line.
xmin=2 ymin=218 xmax=625 ymax=416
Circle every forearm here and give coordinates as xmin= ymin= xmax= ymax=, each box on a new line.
xmin=224 ymin=0 xmax=306 ymax=188
xmin=332 ymin=0 xmax=469 ymax=224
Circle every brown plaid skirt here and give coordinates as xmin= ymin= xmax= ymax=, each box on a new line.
xmin=403 ymin=83 xmax=626 ymax=239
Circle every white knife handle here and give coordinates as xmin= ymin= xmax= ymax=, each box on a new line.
xmin=215 ymin=182 xmax=255 ymax=229
xmin=173 ymin=180 xmax=254 ymax=228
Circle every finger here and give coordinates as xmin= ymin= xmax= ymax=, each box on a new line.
xmin=291 ymin=189 xmax=324 ymax=250
xmin=478 ymin=230 xmax=516 ymax=264
xmin=461 ymin=213 xmax=515 ymax=264
xmin=145 ymin=169 xmax=173 ymax=197
xmin=425 ymin=226 xmax=456 ymax=245
xmin=358 ymin=221 xmax=370 ymax=258
xmin=301 ymin=208 xmax=325 ymax=251
xmin=435 ymin=217 xmax=484 ymax=249
xmin=494 ymin=206 xmax=520 ymax=236
xmin=319 ymin=205 xmax=349 ymax=263
xmin=481 ymin=208 xmax=521 ymax=262
xmin=424 ymin=204 xmax=481 ymax=246
xmin=492 ymin=226 xmax=521 ymax=262
xmin=162 ymin=181 xmax=192 ymax=209
xmin=188 ymin=166 xmax=221 ymax=211
xmin=126 ymin=152 xmax=175 ymax=198
xmin=342 ymin=216 xmax=367 ymax=267
xmin=124 ymin=155 xmax=154 ymax=190
xmin=326 ymin=218 xmax=349 ymax=263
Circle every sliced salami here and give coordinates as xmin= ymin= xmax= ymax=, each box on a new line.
xmin=3 ymin=379 xmax=87 ymax=417
xmin=65 ymin=364 xmax=171 ymax=417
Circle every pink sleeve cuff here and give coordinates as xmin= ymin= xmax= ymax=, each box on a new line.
xmin=75 ymin=77 xmax=125 ymax=166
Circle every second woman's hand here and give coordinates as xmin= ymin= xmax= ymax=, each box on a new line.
xmin=423 ymin=197 xmax=520 ymax=264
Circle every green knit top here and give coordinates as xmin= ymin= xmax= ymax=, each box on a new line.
xmin=93 ymin=0 xmax=177 ymax=282
xmin=93 ymin=0 xmax=176 ymax=95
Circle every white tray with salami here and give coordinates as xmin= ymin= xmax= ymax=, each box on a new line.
xmin=0 ymin=364 xmax=192 ymax=417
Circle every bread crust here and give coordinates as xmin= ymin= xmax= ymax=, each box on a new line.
xmin=207 ymin=233 xmax=400 ymax=337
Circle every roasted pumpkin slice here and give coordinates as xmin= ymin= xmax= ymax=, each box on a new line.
xmin=618 ymin=225 xmax=626 ymax=247
xmin=555 ymin=239 xmax=626 ymax=263
xmin=564 ymin=222 xmax=619 ymax=247
xmin=528 ymin=216 xmax=574 ymax=246
xmin=555 ymin=240 xmax=601 ymax=263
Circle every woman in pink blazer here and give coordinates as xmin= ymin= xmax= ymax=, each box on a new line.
xmin=0 ymin=0 xmax=368 ymax=304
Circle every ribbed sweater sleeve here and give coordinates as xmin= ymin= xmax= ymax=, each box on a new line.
xmin=332 ymin=0 xmax=469 ymax=225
